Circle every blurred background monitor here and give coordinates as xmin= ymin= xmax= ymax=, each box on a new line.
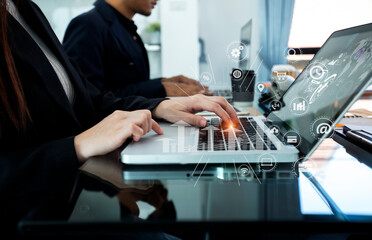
xmin=239 ymin=19 xmax=252 ymax=70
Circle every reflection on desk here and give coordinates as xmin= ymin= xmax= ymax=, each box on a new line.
xmin=18 ymin=139 xmax=372 ymax=240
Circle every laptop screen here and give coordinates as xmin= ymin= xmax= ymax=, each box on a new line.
xmin=267 ymin=23 xmax=372 ymax=157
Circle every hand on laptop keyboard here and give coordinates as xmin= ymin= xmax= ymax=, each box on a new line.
xmin=152 ymin=94 xmax=239 ymax=127
xmin=198 ymin=117 xmax=277 ymax=151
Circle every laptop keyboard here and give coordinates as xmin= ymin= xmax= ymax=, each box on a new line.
xmin=214 ymin=89 xmax=232 ymax=97
xmin=213 ymin=90 xmax=233 ymax=103
xmin=198 ymin=117 xmax=277 ymax=151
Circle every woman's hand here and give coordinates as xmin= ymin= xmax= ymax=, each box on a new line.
xmin=152 ymin=94 xmax=239 ymax=127
xmin=74 ymin=110 xmax=163 ymax=163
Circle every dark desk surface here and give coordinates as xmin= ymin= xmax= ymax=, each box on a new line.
xmin=18 ymin=138 xmax=372 ymax=240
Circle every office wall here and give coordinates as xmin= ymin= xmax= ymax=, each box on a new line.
xmin=160 ymin=0 xmax=199 ymax=79
xmin=198 ymin=0 xmax=261 ymax=90
xmin=33 ymin=0 xmax=95 ymax=41
xmin=33 ymin=0 xmax=162 ymax=79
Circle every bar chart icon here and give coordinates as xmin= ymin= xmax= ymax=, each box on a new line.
xmin=290 ymin=97 xmax=308 ymax=115
xmin=293 ymin=100 xmax=305 ymax=111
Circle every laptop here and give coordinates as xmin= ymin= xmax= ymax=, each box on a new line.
xmin=122 ymin=23 xmax=372 ymax=165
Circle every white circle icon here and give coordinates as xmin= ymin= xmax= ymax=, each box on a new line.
xmin=232 ymin=69 xmax=243 ymax=80
xmin=292 ymin=157 xmax=322 ymax=179
xmin=226 ymin=41 xmax=248 ymax=62
xmin=310 ymin=66 xmax=325 ymax=80
xmin=283 ymin=130 xmax=302 ymax=147
xmin=311 ymin=117 xmax=335 ymax=140
xmin=269 ymin=100 xmax=282 ymax=111
xmin=200 ymin=72 xmax=213 ymax=85
xmin=284 ymin=48 xmax=302 ymax=63
xmin=269 ymin=125 xmax=280 ymax=135
xmin=238 ymin=164 xmax=254 ymax=181
xmin=258 ymin=154 xmax=277 ymax=172
xmin=290 ymin=97 xmax=308 ymax=115
xmin=287 ymin=48 xmax=296 ymax=56
xmin=307 ymin=62 xmax=328 ymax=83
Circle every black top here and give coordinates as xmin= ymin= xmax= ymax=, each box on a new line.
xmin=113 ymin=8 xmax=137 ymax=34
xmin=110 ymin=4 xmax=149 ymax=72
xmin=0 ymin=0 xmax=165 ymax=236
xmin=63 ymin=0 xmax=166 ymax=98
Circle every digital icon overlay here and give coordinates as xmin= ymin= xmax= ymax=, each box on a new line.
xmin=292 ymin=157 xmax=320 ymax=179
xmin=232 ymin=69 xmax=243 ymax=80
xmin=226 ymin=41 xmax=249 ymax=62
xmin=290 ymin=97 xmax=309 ymax=115
xmin=269 ymin=125 xmax=280 ymax=135
xmin=283 ymin=130 xmax=302 ymax=147
xmin=269 ymin=100 xmax=282 ymax=111
xmin=257 ymin=83 xmax=265 ymax=93
xmin=307 ymin=62 xmax=328 ymax=84
xmin=200 ymin=72 xmax=213 ymax=85
xmin=237 ymin=164 xmax=254 ymax=180
xmin=258 ymin=153 xmax=277 ymax=172
xmin=284 ymin=47 xmax=302 ymax=63
xmin=311 ymin=117 xmax=335 ymax=140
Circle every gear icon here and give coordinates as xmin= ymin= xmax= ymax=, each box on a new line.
xmin=231 ymin=48 xmax=241 ymax=58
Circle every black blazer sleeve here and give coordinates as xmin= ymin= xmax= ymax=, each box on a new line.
xmin=87 ymin=79 xmax=166 ymax=119
xmin=0 ymin=137 xmax=78 ymax=201
xmin=0 ymin=136 xmax=78 ymax=228
xmin=63 ymin=15 xmax=166 ymax=99
xmin=68 ymin=57 xmax=166 ymax=120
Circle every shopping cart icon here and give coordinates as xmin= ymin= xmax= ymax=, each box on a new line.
xmin=274 ymin=71 xmax=287 ymax=81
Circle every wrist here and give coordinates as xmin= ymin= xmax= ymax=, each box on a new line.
xmin=74 ymin=134 xmax=90 ymax=163
xmin=152 ymin=99 xmax=169 ymax=120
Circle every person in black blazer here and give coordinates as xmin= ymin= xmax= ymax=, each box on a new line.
xmin=63 ymin=0 xmax=212 ymax=98
xmin=0 ymin=0 xmax=237 ymax=235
